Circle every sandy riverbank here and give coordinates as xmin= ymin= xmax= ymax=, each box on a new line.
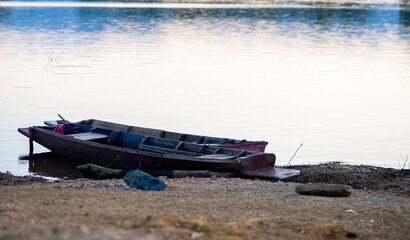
xmin=1 ymin=163 xmax=409 ymax=239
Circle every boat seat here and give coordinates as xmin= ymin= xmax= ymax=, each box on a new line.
xmin=196 ymin=154 xmax=236 ymax=160
xmin=66 ymin=132 xmax=109 ymax=141
xmin=139 ymin=144 xmax=198 ymax=156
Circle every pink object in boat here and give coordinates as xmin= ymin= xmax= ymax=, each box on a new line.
xmin=53 ymin=125 xmax=64 ymax=135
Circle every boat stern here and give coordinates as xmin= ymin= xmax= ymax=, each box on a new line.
xmin=240 ymin=153 xmax=300 ymax=179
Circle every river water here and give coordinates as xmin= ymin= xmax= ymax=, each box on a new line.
xmin=1 ymin=0 xmax=409 ymax=178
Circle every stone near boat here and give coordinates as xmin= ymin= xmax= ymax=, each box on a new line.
xmin=123 ymin=170 xmax=166 ymax=191
xmin=77 ymin=163 xmax=239 ymax=179
xmin=295 ymin=183 xmax=353 ymax=197
xmin=77 ymin=163 xmax=128 ymax=180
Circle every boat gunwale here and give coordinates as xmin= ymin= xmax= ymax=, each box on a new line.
xmin=75 ymin=119 xmax=268 ymax=146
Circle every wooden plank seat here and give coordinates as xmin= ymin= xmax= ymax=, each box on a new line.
xmin=138 ymin=144 xmax=198 ymax=156
xmin=195 ymin=154 xmax=237 ymax=160
xmin=196 ymin=150 xmax=245 ymax=160
xmin=66 ymin=132 xmax=109 ymax=141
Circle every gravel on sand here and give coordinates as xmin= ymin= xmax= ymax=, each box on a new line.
xmin=1 ymin=163 xmax=409 ymax=240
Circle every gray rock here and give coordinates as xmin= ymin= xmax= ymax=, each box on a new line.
xmin=77 ymin=163 xmax=127 ymax=180
xmin=295 ymin=183 xmax=353 ymax=197
xmin=94 ymin=182 xmax=109 ymax=188
xmin=113 ymin=183 xmax=126 ymax=188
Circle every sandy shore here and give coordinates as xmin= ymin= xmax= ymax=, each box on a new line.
xmin=1 ymin=163 xmax=409 ymax=240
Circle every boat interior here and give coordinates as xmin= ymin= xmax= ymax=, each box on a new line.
xmin=77 ymin=119 xmax=246 ymax=145
xmin=43 ymin=124 xmax=252 ymax=160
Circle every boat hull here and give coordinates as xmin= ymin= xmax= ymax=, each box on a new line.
xmin=18 ymin=127 xmax=265 ymax=174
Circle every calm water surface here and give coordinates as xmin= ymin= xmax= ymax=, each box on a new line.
xmin=1 ymin=0 xmax=410 ymax=178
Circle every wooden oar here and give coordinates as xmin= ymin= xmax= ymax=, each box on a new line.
xmin=58 ymin=114 xmax=70 ymax=123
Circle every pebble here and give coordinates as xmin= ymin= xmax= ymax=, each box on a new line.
xmin=95 ymin=182 xmax=109 ymax=188
xmin=344 ymin=209 xmax=358 ymax=214
xmin=191 ymin=232 xmax=200 ymax=239
xmin=74 ymin=184 xmax=87 ymax=189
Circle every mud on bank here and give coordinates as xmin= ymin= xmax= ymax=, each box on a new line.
xmin=2 ymin=162 xmax=409 ymax=197
xmin=286 ymin=163 xmax=410 ymax=197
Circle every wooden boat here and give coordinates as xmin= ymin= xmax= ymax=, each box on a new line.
xmin=18 ymin=123 xmax=299 ymax=179
xmin=44 ymin=119 xmax=268 ymax=152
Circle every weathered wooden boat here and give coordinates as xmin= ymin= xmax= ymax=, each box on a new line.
xmin=44 ymin=119 xmax=268 ymax=152
xmin=18 ymin=123 xmax=299 ymax=179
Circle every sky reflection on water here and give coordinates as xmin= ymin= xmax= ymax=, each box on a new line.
xmin=0 ymin=1 xmax=409 ymax=177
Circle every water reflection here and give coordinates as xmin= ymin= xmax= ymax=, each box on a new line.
xmin=1 ymin=1 xmax=410 ymax=176
xmin=19 ymin=153 xmax=83 ymax=179
xmin=0 ymin=4 xmax=408 ymax=41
